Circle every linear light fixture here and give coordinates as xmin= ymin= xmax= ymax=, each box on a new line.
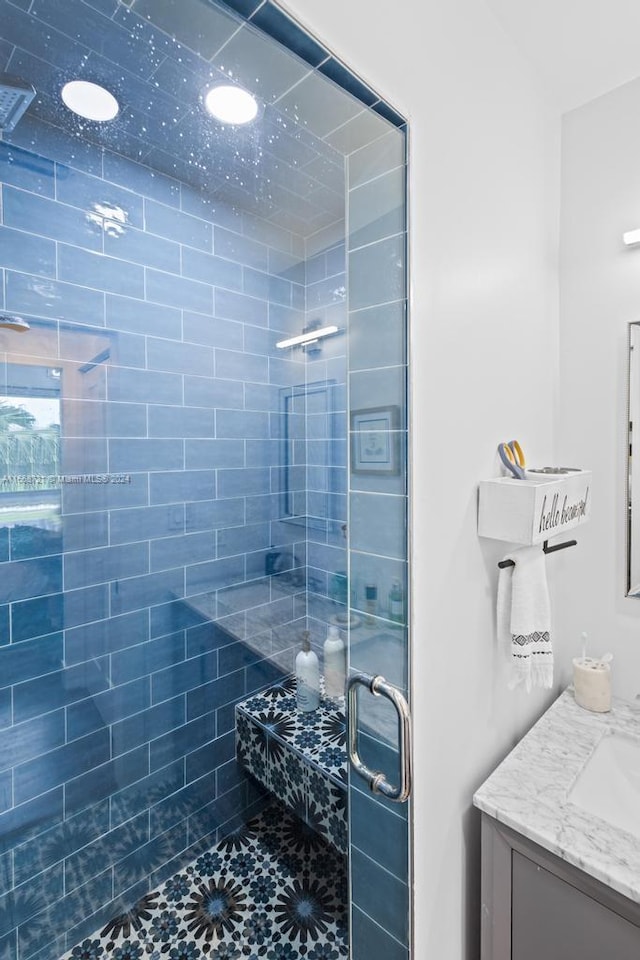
xmin=623 ymin=228 xmax=640 ymax=246
xmin=276 ymin=325 xmax=339 ymax=349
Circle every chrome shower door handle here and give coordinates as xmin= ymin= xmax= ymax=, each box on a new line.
xmin=347 ymin=672 xmax=412 ymax=803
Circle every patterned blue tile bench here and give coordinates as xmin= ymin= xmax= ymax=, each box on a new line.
xmin=235 ymin=675 xmax=348 ymax=855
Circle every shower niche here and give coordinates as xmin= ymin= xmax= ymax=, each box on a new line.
xmin=0 ymin=1 xmax=409 ymax=959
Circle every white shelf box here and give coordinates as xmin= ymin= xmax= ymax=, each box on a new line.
xmin=478 ymin=470 xmax=591 ymax=545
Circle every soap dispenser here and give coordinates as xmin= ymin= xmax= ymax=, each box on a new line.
xmin=296 ymin=630 xmax=320 ymax=712
xmin=323 ymin=624 xmax=346 ymax=699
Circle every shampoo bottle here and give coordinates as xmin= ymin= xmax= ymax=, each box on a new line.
xmin=388 ymin=577 xmax=404 ymax=623
xmin=296 ymin=630 xmax=320 ymax=712
xmin=364 ymin=582 xmax=378 ymax=625
xmin=323 ymin=625 xmax=346 ymax=699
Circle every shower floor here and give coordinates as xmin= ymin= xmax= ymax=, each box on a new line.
xmin=63 ymin=804 xmax=348 ymax=960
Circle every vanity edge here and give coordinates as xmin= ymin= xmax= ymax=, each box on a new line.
xmin=473 ymin=687 xmax=640 ymax=905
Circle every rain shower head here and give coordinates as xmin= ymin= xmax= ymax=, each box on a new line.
xmin=0 ymin=75 xmax=36 ymax=132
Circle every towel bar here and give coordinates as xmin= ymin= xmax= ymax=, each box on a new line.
xmin=498 ymin=539 xmax=577 ymax=569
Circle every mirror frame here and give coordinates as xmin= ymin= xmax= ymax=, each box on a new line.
xmin=627 ymin=322 xmax=640 ymax=595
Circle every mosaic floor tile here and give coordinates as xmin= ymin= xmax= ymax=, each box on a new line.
xmin=307 ymin=774 xmax=347 ymax=857
xmin=62 ymin=806 xmax=348 ymax=960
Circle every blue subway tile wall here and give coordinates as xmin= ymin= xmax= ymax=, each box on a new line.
xmin=0 ymin=128 xmax=311 ymax=957
xmin=298 ymin=224 xmax=348 ymax=652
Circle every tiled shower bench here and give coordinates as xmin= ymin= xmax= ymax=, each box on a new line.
xmin=235 ymin=675 xmax=348 ymax=854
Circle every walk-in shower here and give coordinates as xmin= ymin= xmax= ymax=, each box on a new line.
xmin=0 ymin=2 xmax=409 ymax=959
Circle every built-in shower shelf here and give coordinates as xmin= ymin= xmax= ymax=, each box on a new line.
xmin=235 ymin=675 xmax=347 ymax=854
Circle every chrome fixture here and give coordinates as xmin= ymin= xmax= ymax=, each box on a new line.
xmin=0 ymin=315 xmax=30 ymax=333
xmin=347 ymin=672 xmax=412 ymax=802
xmin=0 ymin=74 xmax=36 ymax=132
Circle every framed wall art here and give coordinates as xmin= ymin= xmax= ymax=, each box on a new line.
xmin=350 ymin=405 xmax=401 ymax=475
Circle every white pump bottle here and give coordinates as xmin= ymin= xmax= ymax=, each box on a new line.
xmin=323 ymin=625 xmax=346 ymax=699
xmin=296 ymin=630 xmax=320 ymax=712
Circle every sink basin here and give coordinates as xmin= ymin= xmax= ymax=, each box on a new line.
xmin=568 ymin=731 xmax=640 ymax=839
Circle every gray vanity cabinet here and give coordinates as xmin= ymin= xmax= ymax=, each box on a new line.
xmin=481 ymin=814 xmax=640 ymax=959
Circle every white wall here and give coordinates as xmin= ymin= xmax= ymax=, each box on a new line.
xmin=557 ymin=79 xmax=640 ymax=700
xmin=281 ymin=1 xmax=561 ymax=958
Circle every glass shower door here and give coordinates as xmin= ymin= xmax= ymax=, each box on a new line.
xmin=345 ymin=128 xmax=410 ymax=960
xmin=0 ymin=2 xmax=409 ymax=958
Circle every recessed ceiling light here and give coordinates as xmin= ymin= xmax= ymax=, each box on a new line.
xmin=204 ymin=84 xmax=258 ymax=125
xmin=61 ymin=80 xmax=119 ymax=122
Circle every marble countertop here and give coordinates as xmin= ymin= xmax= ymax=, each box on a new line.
xmin=473 ymin=688 xmax=640 ymax=904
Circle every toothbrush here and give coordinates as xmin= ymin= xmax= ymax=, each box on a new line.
xmin=594 ymin=653 xmax=613 ymax=667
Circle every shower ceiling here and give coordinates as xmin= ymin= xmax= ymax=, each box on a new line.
xmin=0 ymin=0 xmax=391 ymax=235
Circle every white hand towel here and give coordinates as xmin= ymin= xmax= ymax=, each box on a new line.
xmin=496 ymin=545 xmax=553 ymax=692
